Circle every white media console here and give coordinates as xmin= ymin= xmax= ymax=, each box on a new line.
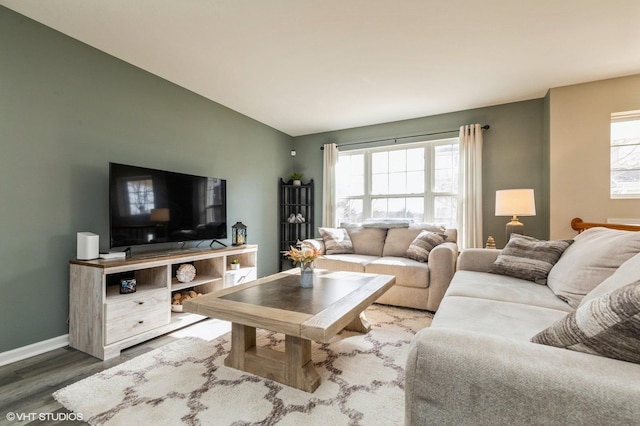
xmin=69 ymin=245 xmax=258 ymax=360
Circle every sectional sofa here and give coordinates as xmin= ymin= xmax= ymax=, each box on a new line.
xmin=405 ymin=227 xmax=640 ymax=425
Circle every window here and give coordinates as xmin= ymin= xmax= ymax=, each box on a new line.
xmin=126 ymin=178 xmax=155 ymax=215
xmin=204 ymin=178 xmax=224 ymax=223
xmin=336 ymin=138 xmax=459 ymax=227
xmin=611 ymin=111 xmax=640 ymax=198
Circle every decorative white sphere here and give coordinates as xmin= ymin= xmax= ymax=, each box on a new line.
xmin=176 ymin=264 xmax=196 ymax=283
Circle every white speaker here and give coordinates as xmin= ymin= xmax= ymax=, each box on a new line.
xmin=77 ymin=232 xmax=99 ymax=260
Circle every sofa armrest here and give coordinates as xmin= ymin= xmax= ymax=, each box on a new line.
xmin=406 ymin=328 xmax=640 ymax=425
xmin=424 ymin=242 xmax=458 ymax=311
xmin=456 ymin=248 xmax=501 ymax=272
xmin=301 ymin=238 xmax=325 ymax=255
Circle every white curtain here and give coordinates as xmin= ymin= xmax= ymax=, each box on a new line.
xmin=458 ymin=124 xmax=483 ymax=249
xmin=322 ymin=143 xmax=339 ymax=227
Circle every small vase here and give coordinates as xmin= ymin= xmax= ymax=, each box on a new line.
xmin=300 ymin=263 xmax=314 ymax=288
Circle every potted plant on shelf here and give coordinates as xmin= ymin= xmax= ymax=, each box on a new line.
xmin=290 ymin=172 xmax=303 ymax=186
xmin=230 ymin=258 xmax=240 ymax=270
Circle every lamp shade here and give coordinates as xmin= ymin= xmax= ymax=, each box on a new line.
xmin=150 ymin=208 xmax=170 ymax=222
xmin=495 ymin=189 xmax=536 ymax=216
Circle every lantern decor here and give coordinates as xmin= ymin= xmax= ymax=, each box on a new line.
xmin=232 ymin=222 xmax=247 ymax=246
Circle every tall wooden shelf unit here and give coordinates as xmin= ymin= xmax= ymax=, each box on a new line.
xmin=69 ymin=245 xmax=258 ymax=360
xmin=278 ymin=179 xmax=314 ymax=271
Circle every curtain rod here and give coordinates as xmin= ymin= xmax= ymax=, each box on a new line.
xmin=320 ymin=124 xmax=490 ymax=150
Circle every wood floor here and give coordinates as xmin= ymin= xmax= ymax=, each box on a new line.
xmin=0 ymin=318 xmax=230 ymax=426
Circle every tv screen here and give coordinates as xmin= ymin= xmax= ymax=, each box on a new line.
xmin=109 ymin=163 xmax=227 ymax=248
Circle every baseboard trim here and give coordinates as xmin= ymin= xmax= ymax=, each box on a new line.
xmin=0 ymin=335 xmax=69 ymax=367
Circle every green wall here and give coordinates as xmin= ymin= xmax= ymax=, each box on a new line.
xmin=0 ymin=7 xmax=293 ymax=352
xmin=293 ymin=99 xmax=548 ymax=248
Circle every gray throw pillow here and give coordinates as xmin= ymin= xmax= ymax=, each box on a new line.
xmin=405 ymin=230 xmax=446 ymax=262
xmin=531 ymin=280 xmax=640 ymax=364
xmin=490 ymin=234 xmax=573 ymax=285
xmin=318 ymin=227 xmax=354 ymax=255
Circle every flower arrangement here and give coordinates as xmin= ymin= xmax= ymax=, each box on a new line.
xmin=282 ymin=241 xmax=322 ymax=267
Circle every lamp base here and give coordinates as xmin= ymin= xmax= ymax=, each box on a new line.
xmin=505 ymin=218 xmax=524 ymax=242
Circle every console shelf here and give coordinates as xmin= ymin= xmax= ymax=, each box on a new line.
xmin=69 ymin=245 xmax=258 ymax=360
xmin=171 ymin=275 xmax=222 ymax=292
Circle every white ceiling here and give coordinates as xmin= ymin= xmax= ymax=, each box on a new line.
xmin=2 ymin=0 xmax=640 ymax=136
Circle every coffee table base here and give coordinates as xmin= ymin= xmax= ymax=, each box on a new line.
xmin=224 ymin=313 xmax=370 ymax=392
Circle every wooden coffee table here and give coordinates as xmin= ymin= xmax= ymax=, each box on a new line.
xmin=183 ymin=269 xmax=395 ymax=392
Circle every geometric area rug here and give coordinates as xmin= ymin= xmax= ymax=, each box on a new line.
xmin=53 ymin=305 xmax=432 ymax=425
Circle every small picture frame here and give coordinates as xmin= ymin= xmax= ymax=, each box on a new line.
xmin=120 ymin=278 xmax=137 ymax=294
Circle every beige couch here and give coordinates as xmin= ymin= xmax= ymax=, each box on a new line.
xmin=304 ymin=224 xmax=458 ymax=311
xmin=405 ymin=227 xmax=640 ymax=425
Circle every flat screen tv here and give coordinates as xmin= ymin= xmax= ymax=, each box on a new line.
xmin=109 ymin=162 xmax=227 ymax=248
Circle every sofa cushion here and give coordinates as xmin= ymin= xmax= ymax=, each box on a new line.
xmin=489 ymin=234 xmax=572 ymax=285
xmin=447 ymin=271 xmax=573 ymax=312
xmin=365 ymin=256 xmax=430 ymax=289
xmin=314 ymin=254 xmax=377 ymax=273
xmin=441 ymin=228 xmax=457 ymax=243
xmin=547 ymin=227 xmax=640 ymax=308
xmin=405 ymin=230 xmax=446 ymax=262
xmin=579 ymin=252 xmax=640 ymax=307
xmin=409 ymin=223 xmax=447 ymax=233
xmin=408 ymin=223 xmax=455 ymax=243
xmin=382 ymin=224 xmax=447 ymax=257
xmin=318 ymin=227 xmax=354 ymax=254
xmin=532 ymin=280 xmax=640 ymax=364
xmin=383 ymin=228 xmax=421 ymax=257
xmin=432 ymin=295 xmax=569 ymax=340
xmin=345 ymin=226 xmax=387 ymax=256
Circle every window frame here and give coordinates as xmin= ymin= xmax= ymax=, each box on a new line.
xmin=611 ymin=110 xmax=640 ymax=199
xmin=336 ymin=137 xmax=459 ymax=225
xmin=124 ymin=177 xmax=155 ymax=215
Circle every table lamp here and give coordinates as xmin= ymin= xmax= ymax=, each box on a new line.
xmin=150 ymin=208 xmax=170 ymax=240
xmin=150 ymin=208 xmax=170 ymax=223
xmin=495 ymin=189 xmax=536 ymax=241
